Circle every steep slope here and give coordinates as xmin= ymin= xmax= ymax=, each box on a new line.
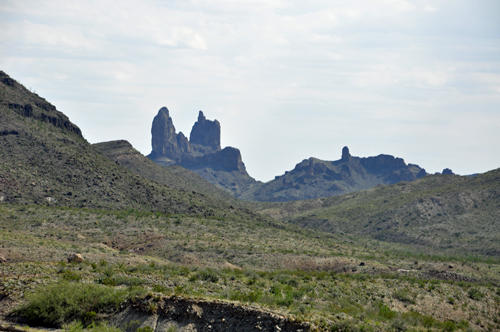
xmin=93 ymin=140 xmax=236 ymax=202
xmin=261 ymin=169 xmax=500 ymax=257
xmin=240 ymin=146 xmax=426 ymax=202
xmin=0 ymin=71 xmax=257 ymax=220
xmin=147 ymin=108 xmax=258 ymax=196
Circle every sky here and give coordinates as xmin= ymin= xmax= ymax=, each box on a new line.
xmin=1 ymin=0 xmax=499 ymax=182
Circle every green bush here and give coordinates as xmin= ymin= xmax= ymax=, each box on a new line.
xmin=468 ymin=288 xmax=484 ymax=301
xmin=65 ymin=321 xmax=122 ymax=332
xmin=377 ymin=302 xmax=397 ymax=319
xmin=60 ymin=270 xmax=82 ymax=282
xmin=392 ymin=290 xmax=415 ymax=304
xmin=195 ymin=269 xmax=219 ymax=283
xmin=16 ymin=281 xmax=143 ymax=327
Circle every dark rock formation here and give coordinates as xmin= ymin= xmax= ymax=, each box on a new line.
xmin=150 ymin=107 xmax=193 ymax=162
xmin=190 ymin=111 xmax=221 ymax=153
xmin=183 ymin=147 xmax=246 ymax=173
xmin=111 ymin=294 xmax=311 ymax=332
xmin=148 ymin=108 xmax=256 ymax=195
xmin=341 ymin=146 xmax=351 ymax=161
xmin=442 ymin=168 xmax=455 ymax=175
xmin=239 ymin=146 xmax=428 ymax=202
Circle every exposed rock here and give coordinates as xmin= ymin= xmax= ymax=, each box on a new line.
xmin=240 ymin=147 xmax=428 ymax=202
xmin=189 ymin=111 xmax=221 ymax=152
xmin=0 ymin=254 xmax=6 ymax=264
xmin=67 ymin=253 xmax=84 ymax=263
xmin=341 ymin=146 xmax=351 ymax=161
xmin=111 ymin=295 xmax=311 ymax=332
xmin=150 ymin=107 xmax=194 ymax=163
xmin=45 ymin=197 xmax=57 ymax=204
xmin=442 ymin=168 xmax=455 ymax=175
xmin=148 ymin=108 xmax=256 ymax=195
xmin=182 ymin=147 xmax=247 ymax=173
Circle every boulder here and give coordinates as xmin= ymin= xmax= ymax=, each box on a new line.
xmin=67 ymin=253 xmax=85 ymax=263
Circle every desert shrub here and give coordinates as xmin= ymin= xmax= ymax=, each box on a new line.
xmin=392 ymin=290 xmax=415 ymax=304
xmin=331 ymin=320 xmax=360 ymax=332
xmin=275 ymin=295 xmax=294 ymax=307
xmin=152 ymin=284 xmax=167 ymax=293
xmin=441 ymin=320 xmax=457 ymax=332
xmin=136 ymin=327 xmax=154 ymax=332
xmin=391 ymin=318 xmax=407 ymax=332
xmin=377 ymin=302 xmax=397 ymax=319
xmin=65 ymin=321 xmax=122 ymax=332
xmin=16 ymin=281 xmax=143 ymax=327
xmin=60 ymin=270 xmax=82 ymax=282
xmin=270 ymin=284 xmax=281 ymax=295
xmin=244 ymin=268 xmax=259 ymax=280
xmin=193 ymin=268 xmax=219 ymax=283
xmin=229 ymin=290 xmax=262 ymax=303
xmin=468 ymin=288 xmax=484 ymax=301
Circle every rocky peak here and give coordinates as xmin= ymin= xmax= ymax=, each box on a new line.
xmin=190 ymin=111 xmax=221 ymax=151
xmin=442 ymin=168 xmax=455 ymax=175
xmin=341 ymin=146 xmax=351 ymax=161
xmin=150 ymin=107 xmax=193 ymax=162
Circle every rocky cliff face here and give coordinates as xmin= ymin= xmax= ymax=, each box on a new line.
xmin=148 ymin=108 xmax=257 ymax=195
xmin=150 ymin=107 xmax=193 ymax=162
xmin=190 ymin=111 xmax=221 ymax=153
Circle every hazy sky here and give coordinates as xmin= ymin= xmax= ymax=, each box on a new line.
xmin=1 ymin=0 xmax=499 ymax=182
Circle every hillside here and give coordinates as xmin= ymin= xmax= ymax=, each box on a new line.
xmin=93 ymin=140 xmax=236 ymax=202
xmin=2 ymin=71 xmax=500 ymax=331
xmin=240 ymin=146 xmax=427 ymax=202
xmin=259 ymin=169 xmax=500 ymax=257
xmin=0 ymin=71 xmax=258 ymax=221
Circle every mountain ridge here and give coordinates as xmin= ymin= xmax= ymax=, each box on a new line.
xmin=239 ymin=146 xmax=428 ymax=202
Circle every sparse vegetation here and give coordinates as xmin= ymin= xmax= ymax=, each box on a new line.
xmin=1 ymin=71 xmax=500 ymax=331
xmin=15 ymin=281 xmax=145 ymax=327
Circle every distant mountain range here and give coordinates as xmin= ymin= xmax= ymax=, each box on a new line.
xmin=2 ymin=70 xmax=499 ymax=258
xmin=146 ymin=108 xmax=457 ymax=202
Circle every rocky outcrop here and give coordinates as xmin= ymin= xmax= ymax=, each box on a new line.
xmin=148 ymin=108 xmax=256 ymax=195
xmin=67 ymin=253 xmax=84 ymax=263
xmin=150 ymin=107 xmax=193 ymax=163
xmin=190 ymin=111 xmax=221 ymax=153
xmin=341 ymin=146 xmax=351 ymax=161
xmin=182 ymin=147 xmax=246 ymax=173
xmin=111 ymin=295 xmax=311 ymax=332
xmin=442 ymin=168 xmax=455 ymax=175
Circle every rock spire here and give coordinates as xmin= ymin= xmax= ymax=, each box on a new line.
xmin=190 ymin=111 xmax=221 ymax=151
